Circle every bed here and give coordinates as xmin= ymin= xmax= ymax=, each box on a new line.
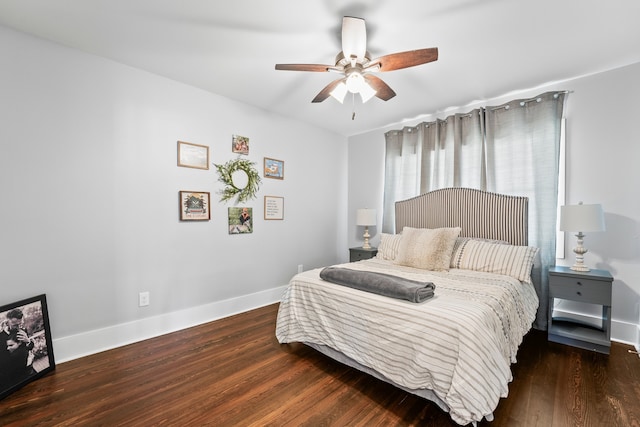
xmin=275 ymin=188 xmax=542 ymax=426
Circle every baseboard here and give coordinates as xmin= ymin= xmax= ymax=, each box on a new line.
xmin=552 ymin=307 xmax=639 ymax=349
xmin=53 ymin=285 xmax=288 ymax=363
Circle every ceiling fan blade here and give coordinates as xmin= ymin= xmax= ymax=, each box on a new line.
xmin=370 ymin=47 xmax=438 ymax=72
xmin=312 ymin=78 xmax=345 ymax=103
xmin=341 ymin=16 xmax=366 ymax=62
xmin=275 ymin=64 xmax=333 ymax=72
xmin=364 ymin=74 xmax=396 ymax=101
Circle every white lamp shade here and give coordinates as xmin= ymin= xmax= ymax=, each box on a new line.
xmin=560 ymin=203 xmax=605 ymax=232
xmin=356 ymin=209 xmax=376 ymax=226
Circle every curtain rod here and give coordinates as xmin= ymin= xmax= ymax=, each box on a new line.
xmin=490 ymin=90 xmax=571 ymax=111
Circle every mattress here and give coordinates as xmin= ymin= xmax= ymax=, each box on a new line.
xmin=275 ymin=258 xmax=539 ymax=425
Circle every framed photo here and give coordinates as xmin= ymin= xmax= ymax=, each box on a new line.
xmin=264 ymin=196 xmax=284 ymax=220
xmin=177 ymin=141 xmax=209 ymax=170
xmin=263 ymin=157 xmax=284 ymax=180
xmin=232 ymin=135 xmax=249 ymax=155
xmin=0 ymin=294 xmax=55 ymax=400
xmin=228 ymin=207 xmax=253 ymax=234
xmin=179 ymin=191 xmax=211 ymax=221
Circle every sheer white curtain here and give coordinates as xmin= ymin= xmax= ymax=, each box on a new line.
xmin=382 ymin=91 xmax=567 ymax=329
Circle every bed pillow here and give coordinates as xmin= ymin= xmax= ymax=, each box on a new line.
xmin=376 ymin=233 xmax=403 ymax=261
xmin=450 ymin=237 xmax=510 ymax=268
xmin=394 ymin=227 xmax=461 ymax=271
xmin=456 ymin=239 xmax=539 ymax=283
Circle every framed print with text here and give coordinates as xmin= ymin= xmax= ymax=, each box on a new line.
xmin=179 ymin=191 xmax=210 ymax=221
xmin=177 ymin=141 xmax=209 ymax=170
xmin=264 ymin=196 xmax=284 ymax=220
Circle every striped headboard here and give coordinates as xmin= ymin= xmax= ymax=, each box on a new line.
xmin=395 ymin=188 xmax=529 ymax=246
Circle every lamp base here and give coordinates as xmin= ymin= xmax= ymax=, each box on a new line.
xmin=570 ymin=264 xmax=590 ymax=272
xmin=571 ymin=232 xmax=590 ymax=272
xmin=362 ymin=227 xmax=371 ymax=249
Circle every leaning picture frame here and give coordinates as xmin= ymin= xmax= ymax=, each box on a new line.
xmin=177 ymin=141 xmax=209 ymax=170
xmin=0 ymin=294 xmax=55 ymax=400
xmin=263 ymin=157 xmax=284 ymax=180
xmin=179 ymin=191 xmax=211 ymax=221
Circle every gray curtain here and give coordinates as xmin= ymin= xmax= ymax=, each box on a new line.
xmin=382 ymin=91 xmax=568 ymax=330
xmin=485 ymin=91 xmax=567 ymax=330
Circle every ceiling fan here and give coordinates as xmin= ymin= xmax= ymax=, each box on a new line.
xmin=275 ymin=16 xmax=438 ymax=104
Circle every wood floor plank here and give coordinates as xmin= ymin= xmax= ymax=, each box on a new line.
xmin=1 ymin=303 xmax=639 ymax=427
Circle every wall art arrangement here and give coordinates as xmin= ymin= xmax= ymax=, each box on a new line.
xmin=0 ymin=294 xmax=55 ymax=400
xmin=213 ymin=158 xmax=261 ymax=204
xmin=179 ymin=191 xmax=211 ymax=221
xmin=176 ymin=134 xmax=286 ymax=227
xmin=264 ymin=196 xmax=284 ymax=220
xmin=177 ymin=141 xmax=209 ymax=170
xmin=232 ymin=135 xmax=249 ymax=155
xmin=263 ymin=158 xmax=284 ymax=180
xmin=228 ymin=207 xmax=253 ymax=234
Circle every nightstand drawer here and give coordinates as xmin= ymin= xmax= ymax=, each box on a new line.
xmin=549 ymin=276 xmax=611 ymax=305
xmin=349 ymin=247 xmax=378 ymax=262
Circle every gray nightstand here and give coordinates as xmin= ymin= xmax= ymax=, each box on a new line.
xmin=547 ymin=266 xmax=613 ymax=354
xmin=349 ymin=247 xmax=378 ymax=262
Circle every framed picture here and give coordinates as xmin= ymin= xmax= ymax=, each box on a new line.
xmin=0 ymin=294 xmax=55 ymax=400
xmin=232 ymin=135 xmax=249 ymax=155
xmin=179 ymin=191 xmax=211 ymax=221
xmin=263 ymin=157 xmax=284 ymax=180
xmin=177 ymin=141 xmax=209 ymax=170
xmin=228 ymin=207 xmax=253 ymax=234
xmin=264 ymin=196 xmax=284 ymax=220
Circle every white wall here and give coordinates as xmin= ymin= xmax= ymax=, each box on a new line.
xmin=348 ymin=62 xmax=640 ymax=346
xmin=0 ymin=25 xmax=348 ymax=361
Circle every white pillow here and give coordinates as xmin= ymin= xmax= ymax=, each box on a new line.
xmin=376 ymin=233 xmax=403 ymax=260
xmin=456 ymin=239 xmax=539 ymax=283
xmin=395 ymin=227 xmax=461 ymax=271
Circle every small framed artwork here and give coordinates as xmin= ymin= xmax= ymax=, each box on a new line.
xmin=179 ymin=191 xmax=211 ymax=221
xmin=263 ymin=158 xmax=284 ymax=180
xmin=232 ymin=135 xmax=249 ymax=155
xmin=177 ymin=141 xmax=209 ymax=170
xmin=264 ymin=196 xmax=284 ymax=220
xmin=228 ymin=207 xmax=253 ymax=234
xmin=0 ymin=294 xmax=55 ymax=400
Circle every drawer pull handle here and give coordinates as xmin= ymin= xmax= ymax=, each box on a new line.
xmin=576 ymin=291 xmax=582 ymax=296
xmin=576 ymin=281 xmax=582 ymax=286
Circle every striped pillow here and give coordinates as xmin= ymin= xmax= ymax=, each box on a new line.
xmin=376 ymin=233 xmax=403 ymax=260
xmin=456 ymin=239 xmax=539 ymax=283
xmin=450 ymin=237 xmax=510 ymax=268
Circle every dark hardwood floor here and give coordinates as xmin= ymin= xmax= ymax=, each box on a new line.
xmin=1 ymin=303 xmax=639 ymax=426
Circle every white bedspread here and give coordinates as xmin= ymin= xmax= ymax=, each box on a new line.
xmin=275 ymin=258 xmax=539 ymax=425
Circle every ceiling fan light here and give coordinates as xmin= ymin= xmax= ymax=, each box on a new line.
xmin=359 ymin=81 xmax=377 ymax=103
xmin=346 ymin=72 xmax=365 ymax=93
xmin=330 ymin=82 xmax=348 ymax=103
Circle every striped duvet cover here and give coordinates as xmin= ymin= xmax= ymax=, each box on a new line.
xmin=275 ymin=258 xmax=539 ymax=425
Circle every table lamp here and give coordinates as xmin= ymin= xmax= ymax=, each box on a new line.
xmin=559 ymin=202 xmax=605 ymax=272
xmin=356 ymin=209 xmax=376 ymax=249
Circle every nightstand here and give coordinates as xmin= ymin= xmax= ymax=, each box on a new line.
xmin=547 ymin=266 xmax=613 ymax=354
xmin=349 ymin=247 xmax=378 ymax=262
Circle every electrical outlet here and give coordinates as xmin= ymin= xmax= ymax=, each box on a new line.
xmin=138 ymin=291 xmax=150 ymax=307
xmin=297 ymin=264 xmax=303 ymax=273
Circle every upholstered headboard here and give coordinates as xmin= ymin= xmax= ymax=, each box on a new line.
xmin=395 ymin=187 xmax=547 ymax=330
xmin=395 ymin=187 xmax=529 ymax=246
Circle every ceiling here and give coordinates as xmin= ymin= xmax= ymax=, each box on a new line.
xmin=1 ymin=1 xmax=639 ymax=137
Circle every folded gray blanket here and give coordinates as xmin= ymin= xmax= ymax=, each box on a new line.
xmin=319 ymin=267 xmax=436 ymax=303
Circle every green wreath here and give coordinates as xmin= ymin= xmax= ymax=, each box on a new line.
xmin=214 ymin=157 xmax=261 ymax=203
